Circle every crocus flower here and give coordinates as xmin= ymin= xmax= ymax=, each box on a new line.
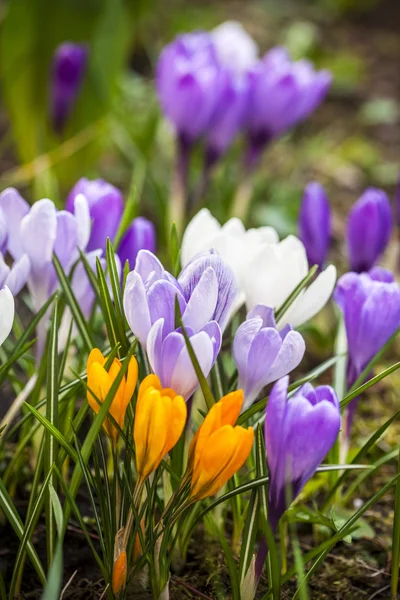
xmin=233 ymin=305 xmax=305 ymax=410
xmin=244 ymin=235 xmax=337 ymax=329
xmin=211 ymin=21 xmax=258 ymax=75
xmin=124 ymin=250 xmax=236 ymax=399
xmin=86 ymin=348 xmax=138 ymax=443
xmin=156 ymin=32 xmax=223 ymax=145
xmin=50 ymin=42 xmax=88 ymax=134
xmin=298 ymin=182 xmax=331 ymax=269
xmin=334 ymin=268 xmax=400 ymax=434
xmin=66 ymin=178 xmax=124 ymax=251
xmin=134 ymin=374 xmax=187 ymax=481
xmin=181 ymin=208 xmax=278 ymax=309
xmin=247 ymin=48 xmax=331 ymax=166
xmin=112 ymin=550 xmax=127 ymax=596
xmin=0 ymin=253 xmax=30 ymax=296
xmin=205 ymin=70 xmax=250 ymax=165
xmin=265 ymin=376 xmax=340 ymax=529
xmin=347 ymin=188 xmax=392 ymax=273
xmin=189 ymin=390 xmax=254 ymax=500
xmin=117 ymin=217 xmax=156 ymax=271
xmin=0 ymin=286 xmax=15 ymax=346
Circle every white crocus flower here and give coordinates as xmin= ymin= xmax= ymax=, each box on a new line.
xmin=244 ymin=235 xmax=337 ymax=329
xmin=211 ymin=21 xmax=259 ymax=74
xmin=181 ymin=208 xmax=278 ymax=309
xmin=0 ymin=286 xmax=15 ymax=346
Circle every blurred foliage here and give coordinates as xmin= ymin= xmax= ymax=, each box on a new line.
xmin=0 ymin=0 xmax=155 ymax=198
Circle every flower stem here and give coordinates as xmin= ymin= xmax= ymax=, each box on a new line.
xmin=170 ymin=136 xmax=191 ymax=236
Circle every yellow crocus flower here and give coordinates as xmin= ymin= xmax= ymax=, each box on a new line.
xmin=134 ymin=374 xmax=187 ymax=481
xmin=87 ymin=348 xmax=138 ymax=443
xmin=189 ymin=390 xmax=254 ymax=500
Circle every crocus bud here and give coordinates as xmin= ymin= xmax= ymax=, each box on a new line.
xmin=189 ymin=390 xmax=254 ymax=500
xmin=112 ymin=528 xmax=127 ymax=596
xmin=50 ymin=42 xmax=88 ymax=134
xmin=156 ymin=32 xmax=222 ymax=145
xmin=86 ymin=349 xmax=138 ymax=443
xmin=298 ymin=182 xmax=331 ymax=269
xmin=117 ymin=217 xmax=156 ymax=271
xmin=66 ymin=178 xmax=124 ymax=251
xmin=134 ymin=374 xmax=187 ymax=481
xmin=0 ymin=286 xmax=14 ymax=346
xmin=233 ymin=305 xmax=305 ymax=410
xmin=247 ymin=48 xmax=331 ymax=167
xmin=266 ymin=376 xmax=340 ymax=530
xmin=347 ymin=188 xmax=392 ymax=273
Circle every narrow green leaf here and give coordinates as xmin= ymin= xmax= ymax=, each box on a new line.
xmin=205 ymin=513 xmax=241 ymax=600
xmin=392 ymin=450 xmax=400 ymax=599
xmin=170 ymin=222 xmax=181 ymax=278
xmin=53 ymin=253 xmax=94 ymax=351
xmin=0 ymin=477 xmax=46 ymax=585
xmin=106 ymin=238 xmax=129 ymax=352
xmin=44 ymin=298 xmax=59 ymax=567
xmin=275 ymin=265 xmax=318 ymax=323
xmin=96 ymin=256 xmax=119 ymax=352
xmin=23 ymin=403 xmax=78 ymax=463
xmin=341 ymin=361 xmax=400 ymax=409
xmin=41 ymin=486 xmax=64 ymax=600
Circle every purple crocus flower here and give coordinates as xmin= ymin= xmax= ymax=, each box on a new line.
xmin=156 ymin=32 xmax=223 ymax=146
xmin=0 ymin=187 xmax=94 ymax=356
xmin=0 ymin=253 xmax=30 ymax=297
xmin=347 ymin=188 xmax=392 ymax=273
xmin=233 ymin=305 xmax=305 ymax=410
xmin=50 ymin=42 xmax=88 ymax=134
xmin=123 ymin=250 xmax=237 ymax=399
xmin=117 ymin=217 xmax=156 ymax=271
xmin=266 ymin=376 xmax=340 ymax=530
xmin=298 ymin=182 xmax=331 ymax=269
xmin=335 ymin=268 xmax=400 ymax=435
xmin=205 ymin=69 xmax=250 ymax=166
xmin=66 ymin=178 xmax=123 ymax=252
xmin=247 ymin=48 xmax=331 ymax=167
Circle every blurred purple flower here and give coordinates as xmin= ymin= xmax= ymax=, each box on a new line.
xmin=247 ymin=48 xmax=331 ymax=167
xmin=265 ymin=376 xmax=340 ymax=530
xmin=205 ymin=70 xmax=250 ymax=166
xmin=156 ymin=32 xmax=223 ymax=146
xmin=233 ymin=305 xmax=305 ymax=410
xmin=66 ymin=178 xmax=123 ymax=251
xmin=123 ymin=250 xmax=237 ymax=398
xmin=334 ymin=268 xmax=400 ymax=434
xmin=117 ymin=217 xmax=156 ymax=271
xmin=298 ymin=182 xmax=331 ymax=269
xmin=347 ymin=188 xmax=392 ymax=273
xmin=50 ymin=42 xmax=88 ymax=134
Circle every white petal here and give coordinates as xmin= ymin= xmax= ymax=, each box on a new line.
xmin=0 ymin=286 xmax=14 ymax=346
xmin=211 ymin=21 xmax=259 ymax=74
xmin=181 ymin=209 xmax=221 ymax=266
xmin=279 ymin=264 xmax=337 ymax=329
xmin=74 ymin=193 xmax=91 ymax=250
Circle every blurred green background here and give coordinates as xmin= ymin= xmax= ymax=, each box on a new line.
xmin=0 ymin=0 xmax=399 ymax=249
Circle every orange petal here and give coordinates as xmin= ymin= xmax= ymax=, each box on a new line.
xmin=163 ymin=395 xmax=187 ymax=455
xmin=87 ymin=362 xmax=112 ymax=413
xmin=219 ymin=390 xmax=244 ymax=426
xmin=112 ymin=551 xmax=127 ymax=595
xmin=123 ymin=356 xmax=139 ymax=405
xmin=193 ymin=402 xmax=223 ymax=471
xmin=134 ymin=389 xmax=169 ymax=479
xmin=87 ymin=348 xmax=106 ymax=373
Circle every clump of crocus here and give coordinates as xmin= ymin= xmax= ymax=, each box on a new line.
xmin=188 ymin=390 xmax=254 ymax=500
xmin=334 ymin=267 xmax=400 ymax=434
xmin=86 ymin=349 xmax=138 ymax=443
xmin=298 ymin=182 xmax=331 ymax=269
xmin=346 ymin=188 xmax=392 ymax=273
xmin=134 ymin=374 xmax=187 ymax=482
xmin=233 ymin=305 xmax=305 ymax=410
xmin=117 ymin=217 xmax=156 ymax=271
xmin=66 ymin=177 xmax=123 ymax=252
xmin=50 ymin=42 xmax=88 ymax=134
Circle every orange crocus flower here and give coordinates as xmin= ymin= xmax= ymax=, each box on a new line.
xmin=134 ymin=374 xmax=187 ymax=481
xmin=189 ymin=390 xmax=254 ymax=500
xmin=87 ymin=348 xmax=138 ymax=443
